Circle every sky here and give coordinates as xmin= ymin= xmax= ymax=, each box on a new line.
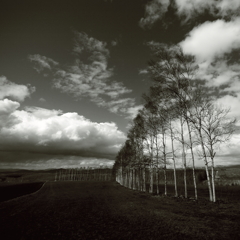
xmin=1 ymin=0 xmax=240 ymax=169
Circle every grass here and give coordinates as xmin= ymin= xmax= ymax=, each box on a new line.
xmin=144 ymin=182 xmax=240 ymax=202
xmin=0 ymin=180 xmax=240 ymax=239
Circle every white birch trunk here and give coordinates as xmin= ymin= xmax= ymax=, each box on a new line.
xmin=186 ymin=120 xmax=198 ymax=200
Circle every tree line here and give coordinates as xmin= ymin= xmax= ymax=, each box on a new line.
xmin=113 ymin=43 xmax=236 ymax=202
xmin=55 ymin=167 xmax=112 ymax=181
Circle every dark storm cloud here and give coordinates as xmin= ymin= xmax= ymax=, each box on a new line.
xmin=0 ymin=151 xmax=115 ymax=169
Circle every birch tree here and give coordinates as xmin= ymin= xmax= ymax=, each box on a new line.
xmin=147 ymin=43 xmax=201 ymax=199
xmin=143 ymin=88 xmax=174 ymax=196
xmin=199 ymin=103 xmax=236 ymax=202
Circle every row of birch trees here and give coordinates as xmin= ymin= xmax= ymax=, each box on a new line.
xmin=113 ymin=43 xmax=236 ymax=202
xmin=55 ymin=167 xmax=112 ymax=181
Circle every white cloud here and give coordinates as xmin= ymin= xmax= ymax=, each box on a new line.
xmin=179 ymin=18 xmax=240 ymax=95
xmin=0 ymin=104 xmax=126 ymax=159
xmin=29 ymin=32 xmax=139 ymax=119
xmin=73 ymin=32 xmax=110 ymax=56
xmin=139 ymin=0 xmax=170 ymax=29
xmin=139 ymin=0 xmax=240 ymax=28
xmin=39 ymin=98 xmax=46 ymax=102
xmin=54 ymin=69 xmax=131 ymax=101
xmin=24 ymin=106 xmax=62 ymax=119
xmin=195 ymin=60 xmax=240 ymax=89
xmin=51 ymin=32 xmax=136 ymax=118
xmin=215 ymin=94 xmax=240 ymax=120
xmin=139 ymin=69 xmax=148 ymax=74
xmin=125 ymin=105 xmax=143 ymax=119
xmin=0 ymin=99 xmax=21 ymax=129
xmin=180 ymin=18 xmax=240 ymax=63
xmin=28 ymin=54 xmax=59 ymax=73
xmin=95 ymin=97 xmax=141 ymax=118
xmin=175 ymin=0 xmax=240 ymax=20
xmin=0 ymin=76 xmax=35 ymax=101
xmin=211 ymin=134 xmax=240 ymax=165
xmin=0 ymin=98 xmax=20 ymax=114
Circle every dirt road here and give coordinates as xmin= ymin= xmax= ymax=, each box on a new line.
xmin=0 ymin=181 xmax=239 ymax=239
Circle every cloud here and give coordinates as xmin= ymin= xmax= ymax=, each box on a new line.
xmin=67 ymin=32 xmax=136 ymax=116
xmin=0 ymin=98 xmax=20 ymax=115
xmin=0 ymin=76 xmax=35 ymax=102
xmin=94 ymin=97 xmax=142 ymax=118
xmin=139 ymin=0 xmax=170 ymax=29
xmin=215 ymin=94 xmax=240 ymax=121
xmin=124 ymin=105 xmax=143 ymax=119
xmin=179 ymin=18 xmax=240 ymax=98
xmin=180 ymin=18 xmax=240 ymax=63
xmin=28 ymin=54 xmax=59 ymax=73
xmin=175 ymin=16 xmax=240 ymax=168
xmin=195 ymin=60 xmax=240 ymax=89
xmin=139 ymin=0 xmax=240 ymax=28
xmin=111 ymin=40 xmax=118 ymax=46
xmin=175 ymin=0 xmax=240 ymax=20
xmin=54 ymin=70 xmax=131 ymax=101
xmin=139 ymin=69 xmax=148 ymax=74
xmin=0 ymin=153 xmax=115 ymax=170
xmin=73 ymin=32 xmax=109 ymax=57
xmin=39 ymin=97 xmax=46 ymax=102
xmin=0 ymin=103 xmax=126 ymax=160
xmin=28 ymin=31 xmax=138 ymax=119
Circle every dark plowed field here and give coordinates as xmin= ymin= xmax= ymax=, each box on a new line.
xmin=0 ymin=181 xmax=239 ymax=240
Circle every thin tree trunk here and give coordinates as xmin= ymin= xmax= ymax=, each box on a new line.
xmin=198 ymin=129 xmax=213 ymax=202
xmin=149 ymin=167 xmax=153 ymax=194
xmin=139 ymin=168 xmax=141 ymax=191
xmin=180 ymin=116 xmax=187 ymax=198
xmin=211 ymin=157 xmax=216 ymax=202
xmin=156 ymin=168 xmax=159 ymax=195
xmin=186 ymin=119 xmax=198 ymax=200
xmin=162 ymin=128 xmax=167 ymax=196
xmin=163 ymin=167 xmax=167 ymax=196
xmin=170 ymin=121 xmax=178 ymax=197
xmin=143 ymin=167 xmax=146 ymax=192
xmin=137 ymin=167 xmax=140 ymax=191
xmin=132 ymin=168 xmax=135 ymax=190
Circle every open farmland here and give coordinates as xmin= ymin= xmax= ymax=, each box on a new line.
xmin=0 ymin=179 xmax=240 ymax=240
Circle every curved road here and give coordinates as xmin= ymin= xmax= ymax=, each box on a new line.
xmin=0 ymin=181 xmax=239 ymax=240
